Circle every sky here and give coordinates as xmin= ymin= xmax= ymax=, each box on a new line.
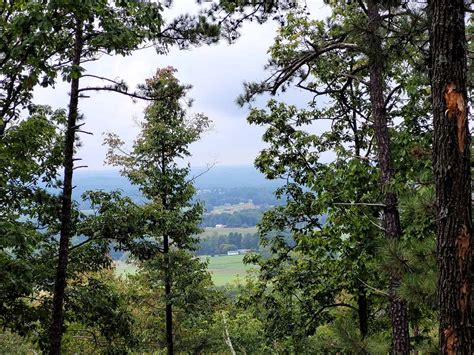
xmin=33 ymin=1 xmax=331 ymax=170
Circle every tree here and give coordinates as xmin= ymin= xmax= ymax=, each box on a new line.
xmin=104 ymin=67 xmax=210 ymax=354
xmin=245 ymin=99 xmax=384 ymax=350
xmin=239 ymin=2 xmax=431 ymax=351
xmin=0 ymin=1 xmax=65 ymax=136
xmin=0 ymin=105 xmax=65 ymax=335
xmin=366 ymin=1 xmax=409 ymax=350
xmin=429 ymin=0 xmax=472 ymax=352
xmin=35 ymin=2 xmax=219 ymax=353
xmin=0 ymin=108 xmax=131 ymax=351
xmin=124 ymin=252 xmax=226 ymax=353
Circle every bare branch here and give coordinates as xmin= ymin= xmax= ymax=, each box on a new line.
xmin=81 ymin=74 xmax=125 ymax=86
xmin=269 ymin=42 xmax=361 ymax=95
xmin=77 ymin=86 xmax=156 ymax=101
xmin=186 ymin=161 xmax=217 ymax=184
xmin=77 ymin=130 xmax=93 ymax=135
xmin=333 ymin=202 xmax=386 ymax=207
xmin=73 ymin=165 xmax=88 ymax=170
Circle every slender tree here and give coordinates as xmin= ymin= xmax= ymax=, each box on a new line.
xmin=48 ymin=16 xmax=83 ymax=354
xmin=105 ymin=68 xmax=210 ymax=354
xmin=366 ymin=1 xmax=409 ymax=351
xmin=41 ymin=3 xmax=219 ymax=353
xmin=429 ymin=0 xmax=472 ymax=352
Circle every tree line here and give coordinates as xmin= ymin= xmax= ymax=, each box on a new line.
xmin=0 ymin=0 xmax=472 ymax=353
xmin=196 ymin=232 xmax=260 ymax=255
xmin=201 ymin=209 xmax=264 ymax=227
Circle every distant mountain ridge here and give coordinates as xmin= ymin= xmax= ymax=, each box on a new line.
xmin=72 ymin=165 xmax=282 ymax=201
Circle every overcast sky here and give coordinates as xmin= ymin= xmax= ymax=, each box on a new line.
xmin=33 ymin=1 xmax=331 ymax=170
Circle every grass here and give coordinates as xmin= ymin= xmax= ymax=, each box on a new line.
xmin=203 ymin=254 xmax=256 ymax=286
xmin=114 ymin=254 xmax=256 ymax=286
xmin=198 ymin=226 xmax=258 ymax=238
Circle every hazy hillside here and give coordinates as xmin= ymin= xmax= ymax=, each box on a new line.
xmin=72 ymin=165 xmax=282 ymax=203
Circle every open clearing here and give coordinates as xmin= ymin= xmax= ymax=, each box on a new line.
xmin=114 ymin=254 xmax=256 ymax=286
xmin=204 ymin=254 xmax=256 ymax=286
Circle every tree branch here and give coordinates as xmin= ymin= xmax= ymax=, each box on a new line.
xmin=77 ymin=86 xmax=161 ymax=101
xmin=333 ymin=202 xmax=385 ymax=207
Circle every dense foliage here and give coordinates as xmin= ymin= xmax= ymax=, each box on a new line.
xmin=0 ymin=0 xmax=471 ymax=353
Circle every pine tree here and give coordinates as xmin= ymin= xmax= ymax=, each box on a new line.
xmin=429 ymin=0 xmax=472 ymax=352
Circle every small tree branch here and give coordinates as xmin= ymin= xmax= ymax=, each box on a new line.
xmin=384 ymin=84 xmax=403 ymax=108
xmin=77 ymin=129 xmax=93 ymax=135
xmin=81 ymin=74 xmax=125 ymax=86
xmin=186 ymin=161 xmax=217 ymax=184
xmin=268 ymin=42 xmax=361 ymax=95
xmin=362 ymin=211 xmax=385 ymax=231
xmin=77 ymin=86 xmax=152 ymax=101
xmin=333 ymin=202 xmax=385 ymax=207
xmin=73 ymin=165 xmax=88 ymax=170
xmin=357 ymin=278 xmax=389 ymax=297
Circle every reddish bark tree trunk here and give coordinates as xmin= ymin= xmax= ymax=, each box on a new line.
xmin=48 ymin=19 xmax=83 ymax=355
xmin=430 ymin=0 xmax=472 ymax=353
xmin=367 ymin=1 xmax=410 ymax=353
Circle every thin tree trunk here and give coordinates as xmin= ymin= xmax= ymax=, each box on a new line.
xmin=429 ymin=0 xmax=472 ymax=353
xmin=48 ymin=18 xmax=83 ymax=355
xmin=366 ymin=1 xmax=410 ymax=353
xmin=161 ymin=151 xmax=174 ymax=355
xmin=164 ymin=233 xmax=174 ymax=355
xmin=0 ymin=122 xmax=6 ymax=137
xmin=357 ymin=284 xmax=368 ymax=338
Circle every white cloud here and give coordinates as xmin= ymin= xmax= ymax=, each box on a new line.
xmin=32 ymin=1 xmax=330 ymax=170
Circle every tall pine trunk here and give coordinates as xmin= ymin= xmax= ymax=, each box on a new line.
xmin=366 ymin=1 xmax=410 ymax=353
xmin=429 ymin=0 xmax=472 ymax=352
xmin=48 ymin=18 xmax=83 ymax=355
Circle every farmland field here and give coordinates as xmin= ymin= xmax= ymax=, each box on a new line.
xmin=204 ymin=254 xmax=256 ymax=286
xmin=114 ymin=254 xmax=256 ymax=286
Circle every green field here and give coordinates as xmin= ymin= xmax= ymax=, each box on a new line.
xmin=114 ymin=254 xmax=256 ymax=286
xmin=197 ymin=226 xmax=258 ymax=238
xmin=204 ymin=254 xmax=256 ymax=286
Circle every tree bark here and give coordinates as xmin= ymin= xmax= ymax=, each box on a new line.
xmin=366 ymin=1 xmax=410 ymax=353
xmin=48 ymin=18 xmax=83 ymax=355
xmin=429 ymin=0 xmax=472 ymax=353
